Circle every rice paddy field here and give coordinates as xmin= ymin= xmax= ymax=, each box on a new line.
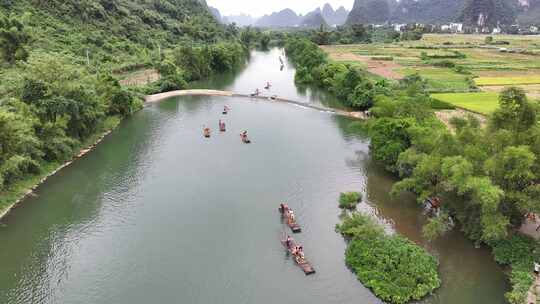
xmin=322 ymin=34 xmax=540 ymax=114
xmin=431 ymin=92 xmax=500 ymax=115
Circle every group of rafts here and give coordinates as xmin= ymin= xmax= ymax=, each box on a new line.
xmin=202 ymin=106 xmax=251 ymax=143
xmin=279 ymin=203 xmax=316 ymax=275
xmin=203 ymin=81 xmax=276 ymax=142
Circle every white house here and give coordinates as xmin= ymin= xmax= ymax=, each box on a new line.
xmin=393 ymin=23 xmax=406 ymax=32
xmin=449 ymin=23 xmax=463 ymax=33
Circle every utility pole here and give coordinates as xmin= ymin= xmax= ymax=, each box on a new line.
xmin=86 ymin=49 xmax=90 ymax=67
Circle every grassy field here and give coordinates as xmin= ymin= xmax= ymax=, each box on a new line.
xmin=431 ymin=92 xmax=500 ymax=114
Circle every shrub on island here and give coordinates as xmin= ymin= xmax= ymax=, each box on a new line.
xmin=336 ymin=212 xmax=441 ymax=304
xmin=339 ymin=192 xmax=362 ymax=210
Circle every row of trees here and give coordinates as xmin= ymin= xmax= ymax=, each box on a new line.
xmin=278 ymin=24 xmax=422 ymax=46
xmin=153 ymin=42 xmax=248 ymax=93
xmin=285 ymin=38 xmax=382 ymax=110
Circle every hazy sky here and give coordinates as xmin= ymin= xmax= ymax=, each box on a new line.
xmin=206 ymin=0 xmax=354 ymax=17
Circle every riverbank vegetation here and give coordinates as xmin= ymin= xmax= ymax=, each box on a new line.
xmin=336 ymin=212 xmax=440 ymax=304
xmin=286 ymin=37 xmax=540 ymax=303
xmin=0 ymin=1 xmax=248 ymax=215
xmin=339 ymin=192 xmax=362 ymax=210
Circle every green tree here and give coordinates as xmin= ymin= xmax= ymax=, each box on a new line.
xmin=0 ymin=14 xmax=30 ymax=63
xmin=491 ymin=87 xmax=537 ymax=133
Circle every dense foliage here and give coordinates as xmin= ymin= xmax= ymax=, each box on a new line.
xmin=339 ymin=192 xmax=362 ymax=210
xmin=489 ymin=235 xmax=540 ymax=303
xmin=336 ymin=212 xmax=441 ymax=304
xmin=0 ymin=0 xmax=232 ymax=69
xmin=0 ymin=52 xmax=143 ymax=192
xmin=285 ymin=38 xmax=379 ymax=110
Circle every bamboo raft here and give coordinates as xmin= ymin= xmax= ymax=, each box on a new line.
xmin=279 ymin=207 xmax=301 ymax=233
xmin=281 ymin=238 xmax=316 ymax=275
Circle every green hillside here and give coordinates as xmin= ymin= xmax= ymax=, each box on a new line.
xmin=0 ymin=0 xmax=233 ymax=69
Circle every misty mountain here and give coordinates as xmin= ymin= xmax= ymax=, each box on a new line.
xmin=460 ymin=0 xmax=516 ymax=27
xmin=255 ymin=8 xmax=301 ymax=27
xmin=390 ymin=0 xmax=465 ymax=23
xmin=347 ymin=0 xmax=391 ymax=24
xmin=208 ymin=6 xmax=223 ymax=23
xmin=225 ymin=14 xmax=257 ymax=26
xmin=344 ymin=0 xmax=539 ymax=27
xmin=321 ymin=3 xmax=350 ymax=25
xmin=517 ymin=0 xmax=540 ymax=25
xmin=301 ymin=8 xmax=328 ymax=28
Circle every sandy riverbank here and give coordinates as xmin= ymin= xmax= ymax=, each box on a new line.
xmin=145 ymin=90 xmax=368 ymax=120
xmin=145 ymin=89 xmax=234 ymax=103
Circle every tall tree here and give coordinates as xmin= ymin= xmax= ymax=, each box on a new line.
xmin=0 ymin=14 xmax=30 ymax=63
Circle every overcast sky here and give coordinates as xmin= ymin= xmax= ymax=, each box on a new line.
xmin=206 ymin=0 xmax=354 ymax=17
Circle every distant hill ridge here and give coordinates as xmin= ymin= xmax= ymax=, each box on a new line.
xmin=219 ymin=3 xmax=348 ymax=28
xmin=345 ymin=0 xmax=539 ymax=26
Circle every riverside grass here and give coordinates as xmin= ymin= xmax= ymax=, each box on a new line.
xmin=431 ymin=92 xmax=500 ymax=114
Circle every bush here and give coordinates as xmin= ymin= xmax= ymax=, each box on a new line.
xmin=337 ymin=212 xmax=441 ymax=304
xmin=339 ymin=192 xmax=362 ymax=210
xmin=489 ymin=234 xmax=540 ymax=304
xmin=432 ymin=60 xmax=455 ymax=68
xmin=371 ymin=56 xmax=393 ymax=61
xmin=453 ymin=65 xmax=471 ymax=75
xmin=109 ymin=88 xmax=139 ymax=116
xmin=1 ymin=155 xmax=40 ymax=187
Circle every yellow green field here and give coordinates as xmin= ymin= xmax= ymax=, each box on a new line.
xmin=431 ymin=92 xmax=500 ymax=115
xmin=475 ymin=76 xmax=540 ymax=86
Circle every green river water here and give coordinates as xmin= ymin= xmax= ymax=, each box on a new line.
xmin=0 ymin=49 xmax=508 ymax=304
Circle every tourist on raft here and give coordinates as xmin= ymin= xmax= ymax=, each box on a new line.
xmin=286 ymin=235 xmax=292 ymax=248
xmin=288 ymin=209 xmax=295 ymax=224
xmin=219 ymin=120 xmax=226 ymax=132
xmin=223 ymin=105 xmax=230 ymax=114
xmin=240 ymin=131 xmax=250 ymax=143
xmin=203 ymin=127 xmax=211 ymax=138
xmin=279 ymin=203 xmax=289 ymax=213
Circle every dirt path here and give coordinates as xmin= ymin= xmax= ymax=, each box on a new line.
xmin=118 ymin=69 xmax=160 ymax=86
xmin=435 ymin=109 xmax=487 ymax=131
xmin=526 ymin=272 xmax=540 ymax=304
xmin=320 ymin=46 xmax=403 ymax=80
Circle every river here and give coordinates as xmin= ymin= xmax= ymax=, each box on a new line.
xmin=0 ymin=49 xmax=508 ymax=304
